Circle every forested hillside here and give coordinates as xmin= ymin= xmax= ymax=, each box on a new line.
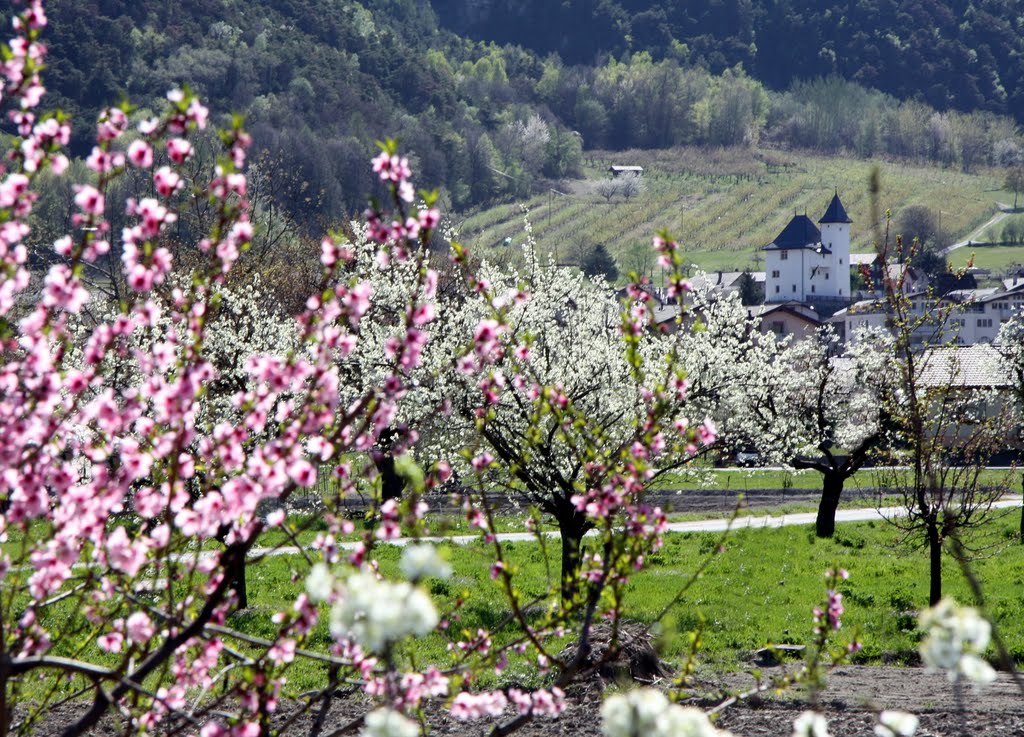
xmin=433 ymin=0 xmax=1024 ymax=124
xmin=36 ymin=0 xmax=1024 ymax=228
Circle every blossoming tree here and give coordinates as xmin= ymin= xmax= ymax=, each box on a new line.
xmin=0 ymin=4 xmax=718 ymax=735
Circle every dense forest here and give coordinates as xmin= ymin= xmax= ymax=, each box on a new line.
xmin=36 ymin=0 xmax=1024 ymax=227
xmin=433 ymin=0 xmax=1024 ymax=124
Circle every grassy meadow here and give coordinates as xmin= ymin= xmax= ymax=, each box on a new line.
xmin=454 ymin=147 xmax=1015 ymax=279
xmin=19 ymin=499 xmax=1024 ymax=705
xmin=226 ymin=510 xmax=1024 ymax=695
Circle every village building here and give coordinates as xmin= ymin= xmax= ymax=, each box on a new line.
xmin=831 ymin=281 xmax=1024 ymax=346
xmin=747 ymin=301 xmax=823 ymax=340
xmin=763 ymin=192 xmax=852 ymax=314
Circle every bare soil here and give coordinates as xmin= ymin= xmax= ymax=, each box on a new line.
xmin=29 ymin=665 xmax=1024 ymax=736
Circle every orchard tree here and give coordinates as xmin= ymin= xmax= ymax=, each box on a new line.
xmin=872 ymin=188 xmax=1011 ymax=606
xmin=669 ymin=286 xmax=781 ymax=464
xmin=0 ymin=6 xmax=731 ymax=735
xmin=1006 ymin=166 xmax=1024 ymax=210
xmin=762 ymin=328 xmax=892 ymax=538
xmin=996 ymin=315 xmax=1024 ymax=540
xmin=435 ymin=237 xmax=716 ymax=604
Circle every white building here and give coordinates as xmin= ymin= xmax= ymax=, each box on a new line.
xmin=764 ymin=193 xmax=852 ymax=309
xmin=831 ymin=281 xmax=1024 ymax=346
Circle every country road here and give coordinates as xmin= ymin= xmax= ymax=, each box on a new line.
xmin=940 ymin=203 xmax=1015 ymax=256
xmin=247 ymin=496 xmax=1024 ymax=559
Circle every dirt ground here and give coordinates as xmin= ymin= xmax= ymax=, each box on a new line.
xmin=31 ymin=665 xmax=1024 ymax=736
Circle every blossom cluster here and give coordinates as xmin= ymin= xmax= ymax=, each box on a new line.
xmin=601 ymin=688 xmax=732 ymax=737
xmin=919 ymin=598 xmax=996 ymax=685
xmin=326 ymin=569 xmax=440 ymax=653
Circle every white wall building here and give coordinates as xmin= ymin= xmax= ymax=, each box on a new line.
xmin=831 ymin=281 xmax=1024 ymax=346
xmin=764 ymin=193 xmax=852 ymax=308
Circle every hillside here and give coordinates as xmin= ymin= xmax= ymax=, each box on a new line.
xmin=33 ymin=1 xmax=1024 ymax=237
xmin=432 ymin=0 xmax=1024 ymax=124
xmin=456 ymin=147 xmax=1013 ymax=276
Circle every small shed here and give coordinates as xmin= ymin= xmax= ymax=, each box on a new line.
xmin=608 ymin=165 xmax=643 ymax=178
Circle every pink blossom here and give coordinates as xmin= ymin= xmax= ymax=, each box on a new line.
xmin=450 ymin=691 xmax=508 ymax=721
xmin=166 ymin=138 xmax=193 ymax=164
xmin=126 ymin=612 xmax=155 ymax=644
xmin=153 ymin=166 xmax=182 ymax=197
xmin=73 ymin=185 xmax=104 ymax=215
xmin=97 ymin=631 xmax=123 ymax=653
xmin=127 ymin=140 xmax=153 ymax=168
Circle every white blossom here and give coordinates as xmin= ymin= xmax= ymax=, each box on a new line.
xmin=791 ymin=711 xmax=830 ymax=737
xmin=919 ymin=598 xmax=995 ymax=685
xmin=874 ymin=710 xmax=919 ymax=737
xmin=601 ymin=688 xmax=727 ymax=737
xmin=400 ymin=543 xmax=452 ymax=581
xmin=305 ymin=563 xmax=334 ymax=603
xmin=329 ymin=570 xmax=438 ymax=652
xmin=361 ymin=708 xmax=419 ymax=737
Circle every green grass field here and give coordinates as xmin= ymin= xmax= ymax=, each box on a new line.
xmin=455 ymin=147 xmax=1008 ymax=281
xmin=18 ymin=503 xmax=1024 ymax=705
xmin=224 ymin=510 xmax=1024 ymax=695
xmin=654 ymin=467 xmax=1019 ymax=492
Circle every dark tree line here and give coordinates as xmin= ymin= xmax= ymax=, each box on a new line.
xmin=32 ymin=0 xmax=1024 ymax=234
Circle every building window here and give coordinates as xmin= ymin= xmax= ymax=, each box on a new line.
xmin=775 ymin=285 xmax=780 ymax=293
xmin=825 ymin=273 xmax=829 ymax=279
xmin=811 ymin=285 xmax=816 ymax=293
xmin=770 ymin=321 xmax=784 ymax=334
xmin=839 ymin=258 xmax=843 ymax=265
xmin=792 ymin=285 xmax=797 ymax=293
xmin=780 ymin=251 xmax=788 ymax=261
xmin=771 ymin=270 xmax=780 ymax=278
xmin=977 ymin=318 xmax=993 ymax=328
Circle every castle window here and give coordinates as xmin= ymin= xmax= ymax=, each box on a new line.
xmin=780 ymin=251 xmax=788 ymax=261
xmin=771 ymin=269 xmax=780 ymax=278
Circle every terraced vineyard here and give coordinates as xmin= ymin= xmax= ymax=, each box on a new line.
xmin=454 ymin=147 xmax=1010 ymax=280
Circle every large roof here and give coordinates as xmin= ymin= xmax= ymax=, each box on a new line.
xmin=819 ymin=192 xmax=852 ymax=224
xmin=766 ymin=215 xmax=821 ymax=250
xmin=918 ymin=345 xmax=1012 ymax=388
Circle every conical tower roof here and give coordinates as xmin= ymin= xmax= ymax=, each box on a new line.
xmin=819 ymin=192 xmax=852 ymax=224
xmin=766 ymin=214 xmax=821 ymax=249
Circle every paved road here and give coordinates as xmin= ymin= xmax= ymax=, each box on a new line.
xmin=248 ymin=497 xmax=1024 ymax=559
xmin=940 ymin=203 xmax=1014 ymax=256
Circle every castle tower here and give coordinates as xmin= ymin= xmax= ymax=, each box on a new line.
xmin=817 ymin=191 xmax=852 ymax=300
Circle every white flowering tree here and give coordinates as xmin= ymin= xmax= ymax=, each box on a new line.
xmin=66 ymin=276 xmax=299 ymax=609
xmin=732 ymin=327 xmax=894 ymax=537
xmin=426 ymin=233 xmax=717 ymax=604
xmin=663 ymin=286 xmax=790 ymax=474
xmin=996 ymin=315 xmax=1024 ymax=541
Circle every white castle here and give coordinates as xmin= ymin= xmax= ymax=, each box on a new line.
xmin=764 ymin=192 xmax=851 ymax=307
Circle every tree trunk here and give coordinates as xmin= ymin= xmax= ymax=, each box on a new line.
xmin=215 ymin=529 xmax=249 ymax=611
xmin=815 ymin=471 xmax=845 ymax=538
xmin=1019 ymin=476 xmax=1024 ymax=544
xmin=376 ymin=454 xmax=405 ymax=504
xmin=229 ymin=549 xmax=248 ymax=610
xmin=373 ymin=428 xmax=406 ymax=504
xmin=556 ymin=510 xmax=589 ymax=606
xmin=928 ymin=522 xmax=943 ymax=606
